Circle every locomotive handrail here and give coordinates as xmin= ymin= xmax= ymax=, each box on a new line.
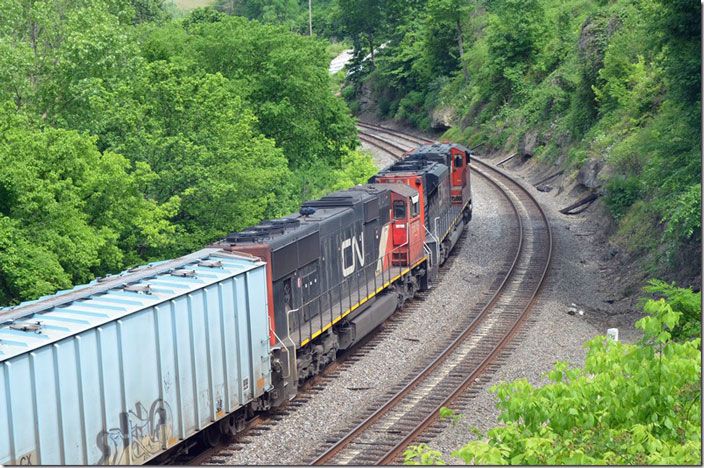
xmin=271 ymin=328 xmax=293 ymax=381
xmin=423 ymin=225 xmax=440 ymax=246
xmin=285 ymin=238 xmax=426 ymax=349
xmin=284 ymin=306 xmax=300 ymax=386
xmin=423 ymin=225 xmax=440 ymax=270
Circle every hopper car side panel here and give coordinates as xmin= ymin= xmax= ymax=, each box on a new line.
xmin=0 ymin=252 xmax=270 ymax=466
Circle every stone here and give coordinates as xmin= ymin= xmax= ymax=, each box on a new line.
xmin=577 ymin=157 xmax=605 ymax=189
xmin=518 ymin=130 xmax=539 ymax=158
xmin=430 ymin=106 xmax=455 ymax=130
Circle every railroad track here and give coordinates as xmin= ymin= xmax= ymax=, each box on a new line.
xmin=308 ymin=123 xmax=553 ymax=465
xmin=165 ymin=125 xmax=480 ymax=467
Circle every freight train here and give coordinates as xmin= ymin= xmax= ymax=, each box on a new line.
xmin=0 ymin=142 xmax=471 ymax=465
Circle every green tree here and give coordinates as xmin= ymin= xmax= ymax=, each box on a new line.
xmin=336 ymin=0 xmax=387 ymax=64
xmin=485 ymin=0 xmax=547 ymax=100
xmin=425 ymin=0 xmax=473 ymax=82
xmin=82 ymin=60 xmax=294 ymax=252
xmin=0 ymin=104 xmax=178 ymax=304
xmin=143 ymin=15 xmax=359 ymax=171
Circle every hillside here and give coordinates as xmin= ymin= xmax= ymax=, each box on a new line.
xmin=341 ymin=0 xmax=701 ymax=287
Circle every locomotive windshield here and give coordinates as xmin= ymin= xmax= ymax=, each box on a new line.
xmin=393 ymin=200 xmax=406 ymax=219
xmin=411 ymin=194 xmax=419 ymax=216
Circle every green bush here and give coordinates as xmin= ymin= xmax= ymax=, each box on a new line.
xmin=642 ymin=279 xmax=701 ymax=342
xmin=604 ymin=176 xmax=643 ymax=221
xmin=404 ymin=282 xmax=702 ymax=465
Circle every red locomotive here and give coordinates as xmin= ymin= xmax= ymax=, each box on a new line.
xmin=215 ymin=142 xmax=472 ymax=405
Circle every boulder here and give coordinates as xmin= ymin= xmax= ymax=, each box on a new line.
xmin=430 ymin=106 xmax=455 ymax=130
xmin=577 ymin=157 xmax=605 ymax=189
xmin=518 ymin=130 xmax=539 ymax=158
xmin=358 ymin=81 xmax=376 ymax=113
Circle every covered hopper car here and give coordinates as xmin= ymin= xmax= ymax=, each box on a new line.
xmin=0 ymin=250 xmax=272 ymax=465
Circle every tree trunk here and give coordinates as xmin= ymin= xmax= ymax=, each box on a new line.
xmin=308 ymin=0 xmax=312 ymax=36
xmin=457 ymin=17 xmax=469 ymax=83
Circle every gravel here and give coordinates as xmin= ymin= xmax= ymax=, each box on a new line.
xmin=210 ymin=139 xmax=645 ymax=465
xmin=423 ymin=153 xmax=645 ymax=463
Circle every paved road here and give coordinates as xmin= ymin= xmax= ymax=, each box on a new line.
xmin=329 ymin=49 xmax=353 ymax=74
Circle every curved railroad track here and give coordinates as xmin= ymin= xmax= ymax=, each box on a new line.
xmin=309 ymin=123 xmax=553 ymax=465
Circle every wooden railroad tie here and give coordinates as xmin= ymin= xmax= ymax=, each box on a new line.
xmin=559 ymin=193 xmax=599 ymax=215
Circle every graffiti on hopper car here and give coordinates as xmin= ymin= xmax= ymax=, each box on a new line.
xmin=96 ymin=398 xmax=173 ymax=465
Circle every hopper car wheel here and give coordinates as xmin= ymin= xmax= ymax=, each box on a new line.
xmin=220 ymin=415 xmax=237 ymax=436
xmin=202 ymin=423 xmax=223 ymax=447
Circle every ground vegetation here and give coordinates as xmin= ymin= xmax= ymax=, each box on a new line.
xmin=404 ymin=282 xmax=702 ymax=465
xmin=337 ymin=0 xmax=701 ymax=282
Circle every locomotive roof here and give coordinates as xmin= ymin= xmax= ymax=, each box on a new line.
xmin=407 ymin=142 xmax=469 ymax=156
xmin=372 ymin=182 xmax=418 ymax=198
xmin=305 ymin=183 xmax=417 ymax=206
xmin=0 ymin=249 xmax=264 ymax=361
xmin=372 ymin=159 xmax=448 ymax=198
xmin=376 ymin=158 xmax=448 ymax=177
xmin=222 ymin=182 xmax=420 ymax=250
xmin=305 ymin=184 xmax=383 ymax=207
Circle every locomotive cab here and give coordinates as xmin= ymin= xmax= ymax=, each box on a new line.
xmin=404 ymin=142 xmax=472 ymax=209
xmin=390 ymin=191 xmax=422 ymax=266
xmin=449 ymin=146 xmax=468 ymax=205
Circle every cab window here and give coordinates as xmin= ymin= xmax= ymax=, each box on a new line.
xmin=454 ymin=153 xmax=464 ymax=168
xmin=393 ymin=200 xmax=406 ymax=219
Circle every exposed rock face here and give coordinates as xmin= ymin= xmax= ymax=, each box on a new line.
xmin=430 ymin=106 xmax=455 ymax=130
xmin=577 ymin=157 xmax=605 ymax=189
xmin=358 ymin=81 xmax=376 ymax=113
xmin=519 ymin=130 xmax=539 ymax=158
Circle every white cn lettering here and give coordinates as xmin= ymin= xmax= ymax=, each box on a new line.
xmin=342 ymin=234 xmax=365 ymax=277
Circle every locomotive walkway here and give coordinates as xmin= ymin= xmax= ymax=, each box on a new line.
xmin=309 ymin=123 xmax=553 ymax=465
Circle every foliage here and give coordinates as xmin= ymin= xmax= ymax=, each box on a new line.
xmin=0 ymin=104 xmax=177 ymax=305
xmin=214 ymin=0 xmax=342 ymax=37
xmin=404 ymin=284 xmax=702 ymax=465
xmin=642 ymin=280 xmax=701 ymax=342
xmin=343 ymin=0 xmax=700 ymax=278
xmin=603 ymin=175 xmax=642 ymax=221
xmin=403 ymin=444 xmax=446 ymax=465
xmin=143 ymin=15 xmax=359 ymax=170
xmin=336 ymin=0 xmax=387 ymax=63
xmin=0 ymin=2 xmax=367 ymax=304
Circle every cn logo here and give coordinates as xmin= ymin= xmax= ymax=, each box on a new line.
xmin=341 ymin=235 xmax=365 ymax=277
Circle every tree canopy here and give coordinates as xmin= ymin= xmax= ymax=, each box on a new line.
xmin=0 ymin=2 xmax=376 ymax=305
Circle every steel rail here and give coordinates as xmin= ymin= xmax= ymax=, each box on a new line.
xmin=311 ymin=165 xmax=523 ymax=465
xmin=377 ymin=163 xmax=553 ymax=464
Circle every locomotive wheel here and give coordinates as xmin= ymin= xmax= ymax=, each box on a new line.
xmin=202 ymin=423 xmax=223 ymax=447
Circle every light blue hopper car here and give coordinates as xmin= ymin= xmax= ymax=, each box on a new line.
xmin=0 ymin=248 xmax=272 ymax=465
